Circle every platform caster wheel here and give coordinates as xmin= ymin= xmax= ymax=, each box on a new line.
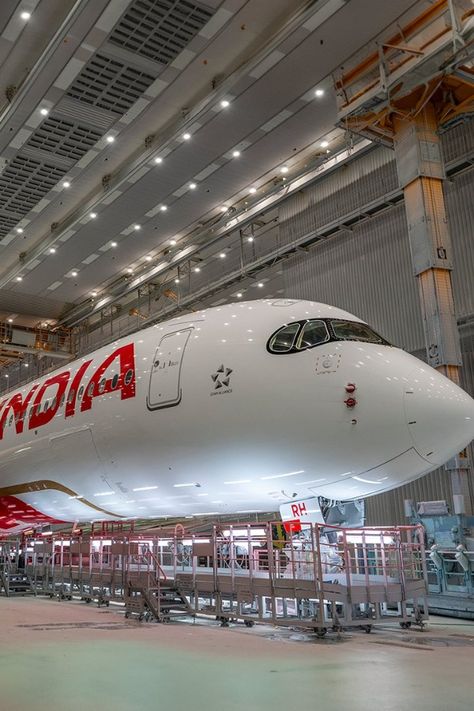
xmin=400 ymin=621 xmax=411 ymax=629
xmin=332 ymin=625 xmax=343 ymax=633
xmin=244 ymin=620 xmax=254 ymax=628
xmin=124 ymin=611 xmax=130 ymax=619
xmin=363 ymin=625 xmax=372 ymax=634
xmin=220 ymin=619 xmax=230 ymax=627
xmin=315 ymin=628 xmax=327 ymax=639
xmin=138 ymin=613 xmax=144 ymax=621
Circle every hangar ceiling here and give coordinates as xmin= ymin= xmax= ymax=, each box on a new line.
xmin=0 ymin=0 xmax=441 ymax=368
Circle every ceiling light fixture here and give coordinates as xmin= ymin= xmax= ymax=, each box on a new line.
xmin=16 ymin=276 xmax=23 ymax=282
xmin=126 ymin=268 xmax=133 ymax=274
xmin=39 ymin=108 xmax=49 ymax=116
xmin=247 ymin=236 xmax=254 ymax=243
xmin=160 ymin=205 xmax=167 ymax=212
xmin=257 ymin=282 xmax=264 ymax=288
xmin=193 ymin=266 xmax=201 ymax=273
xmin=220 ymin=99 xmax=230 ymax=108
xmin=106 ymin=135 xmax=115 ymax=143
xmin=91 ymin=291 xmax=97 ymax=297
xmin=145 ymin=256 xmax=152 ymax=262
xmin=220 ymin=206 xmax=228 ymax=213
xmin=89 ymin=212 xmax=97 ymax=219
xmin=20 ymin=11 xmax=31 ymax=20
xmin=62 ymin=181 xmax=71 ymax=188
xmin=16 ymin=227 xmax=23 ymax=234
xmin=7 ymin=318 xmax=13 ymax=323
xmin=48 ymin=247 xmax=56 ymax=254
xmin=110 ymin=241 xmax=117 ymax=247
xmin=189 ymin=182 xmax=197 ymax=190
xmin=133 ymin=224 xmax=141 ymax=231
xmin=320 ymin=140 xmax=329 ymax=148
xmin=174 ymin=278 xmax=180 ymax=284
xmin=71 ymin=271 xmax=78 ymax=277
xmin=232 ymin=150 xmax=241 ymax=158
xmin=169 ymin=239 xmax=177 ymax=246
xmin=315 ymin=88 xmax=324 ymax=97
xmin=249 ymin=187 xmax=257 ymax=194
xmin=182 ymin=133 xmax=191 ymax=141
xmin=219 ymin=253 xmax=226 ymax=259
xmin=280 ymin=166 xmax=289 ymax=174
xmin=154 ymin=157 xmax=163 ymax=164
xmin=236 ymin=292 xmax=243 ymax=298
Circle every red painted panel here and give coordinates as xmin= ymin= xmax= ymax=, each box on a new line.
xmin=0 ymin=496 xmax=64 ymax=530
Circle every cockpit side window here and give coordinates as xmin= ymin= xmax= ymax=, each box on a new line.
xmin=296 ymin=320 xmax=329 ymax=349
xmin=329 ymin=319 xmax=388 ymax=344
xmin=268 ymin=323 xmax=300 ymax=352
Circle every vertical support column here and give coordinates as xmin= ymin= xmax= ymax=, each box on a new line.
xmin=393 ymin=103 xmax=471 ymax=512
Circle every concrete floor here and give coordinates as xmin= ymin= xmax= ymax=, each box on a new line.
xmin=1 ymin=598 xmax=474 ymax=711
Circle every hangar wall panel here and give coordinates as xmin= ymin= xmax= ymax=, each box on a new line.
xmin=446 ymin=170 xmax=474 ymax=319
xmin=283 ymin=203 xmax=425 ymax=353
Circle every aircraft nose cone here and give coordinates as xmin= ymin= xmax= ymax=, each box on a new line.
xmin=404 ymin=366 xmax=474 ymax=465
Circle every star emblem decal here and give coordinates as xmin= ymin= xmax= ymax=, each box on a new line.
xmin=211 ymin=364 xmax=233 ymax=389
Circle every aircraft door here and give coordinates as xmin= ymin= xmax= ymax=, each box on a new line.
xmin=147 ymin=328 xmax=192 ymax=410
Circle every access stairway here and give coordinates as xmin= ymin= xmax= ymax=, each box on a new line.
xmin=0 ymin=570 xmax=36 ymax=597
xmin=125 ymin=580 xmax=193 ymax=622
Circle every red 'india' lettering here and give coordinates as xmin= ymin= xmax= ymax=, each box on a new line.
xmin=0 ymin=385 xmax=39 ymax=439
xmin=29 ymin=372 xmax=71 ymax=429
xmin=0 ymin=343 xmax=136 ymax=438
xmin=81 ymin=343 xmax=136 ymax=412
xmin=65 ymin=360 xmax=92 ymax=418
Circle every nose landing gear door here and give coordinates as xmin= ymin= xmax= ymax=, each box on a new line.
xmin=147 ymin=328 xmax=192 ymax=410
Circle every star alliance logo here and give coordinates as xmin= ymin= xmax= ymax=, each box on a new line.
xmin=211 ymin=365 xmax=233 ymax=395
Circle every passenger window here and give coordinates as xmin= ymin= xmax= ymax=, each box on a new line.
xmin=78 ymin=386 xmax=84 ymax=400
xmin=124 ymin=369 xmax=133 ymax=385
xmin=297 ymin=320 xmax=329 ymax=349
xmin=330 ymin=320 xmax=387 ymax=344
xmin=111 ymin=374 xmax=119 ymax=389
xmin=268 ymin=323 xmax=300 ymax=353
xmin=98 ymin=378 xmax=106 ymax=394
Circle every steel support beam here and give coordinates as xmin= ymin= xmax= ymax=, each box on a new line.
xmin=393 ymin=102 xmax=471 ymax=512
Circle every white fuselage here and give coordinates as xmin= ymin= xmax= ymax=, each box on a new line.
xmin=0 ymin=298 xmax=473 ymax=530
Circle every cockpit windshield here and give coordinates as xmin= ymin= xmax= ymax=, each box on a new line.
xmin=267 ymin=318 xmax=390 ymax=354
xmin=329 ymin=319 xmax=387 ymax=344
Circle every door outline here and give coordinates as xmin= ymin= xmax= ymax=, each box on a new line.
xmin=146 ymin=328 xmax=192 ymax=411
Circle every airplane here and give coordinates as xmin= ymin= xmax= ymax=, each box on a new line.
xmin=0 ymin=298 xmax=473 ymax=533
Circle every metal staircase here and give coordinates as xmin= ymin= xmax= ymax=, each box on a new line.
xmin=0 ymin=541 xmax=36 ymax=597
xmin=125 ymin=579 xmax=193 ymax=622
xmin=0 ymin=570 xmax=36 ymax=597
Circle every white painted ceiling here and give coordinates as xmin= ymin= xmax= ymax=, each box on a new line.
xmin=0 ymin=0 xmax=426 ymax=328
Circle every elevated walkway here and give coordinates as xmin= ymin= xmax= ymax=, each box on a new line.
xmin=1 ymin=522 xmax=429 ymax=636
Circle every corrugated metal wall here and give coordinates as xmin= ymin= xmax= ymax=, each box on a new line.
xmin=282 ymin=203 xmax=425 ymax=352
xmin=280 ymin=120 xmax=474 ymax=525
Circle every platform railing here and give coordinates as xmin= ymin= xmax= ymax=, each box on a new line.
xmin=5 ymin=522 xmax=429 ymax=632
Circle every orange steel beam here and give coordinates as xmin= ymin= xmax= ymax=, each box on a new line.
xmin=336 ymin=0 xmax=449 ymax=90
